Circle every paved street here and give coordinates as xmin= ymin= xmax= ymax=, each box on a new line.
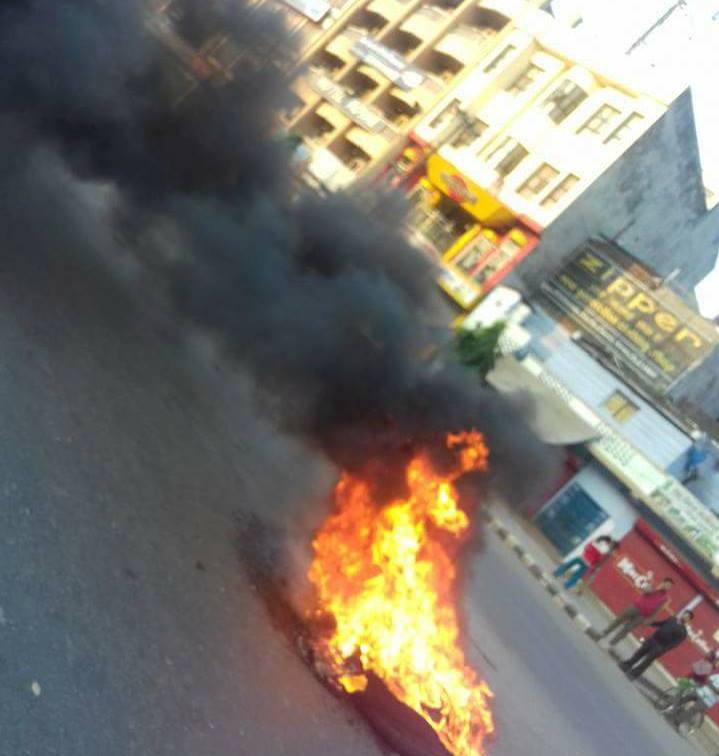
xmin=467 ymin=532 xmax=698 ymax=756
xmin=0 ymin=249 xmax=700 ymax=756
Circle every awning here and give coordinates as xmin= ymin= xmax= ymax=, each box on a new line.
xmin=426 ymin=153 xmax=515 ymax=228
xmin=487 ymin=356 xmax=601 ymax=445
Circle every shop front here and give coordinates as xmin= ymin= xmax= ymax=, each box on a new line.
xmin=591 ymin=519 xmax=719 ymax=725
xmin=404 ymin=152 xmax=539 ymax=309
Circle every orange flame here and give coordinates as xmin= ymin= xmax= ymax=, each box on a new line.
xmin=308 ymin=430 xmax=494 ymax=755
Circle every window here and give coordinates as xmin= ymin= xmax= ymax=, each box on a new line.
xmin=492 ymin=139 xmax=528 ymax=177
xmin=544 ymin=80 xmax=587 ymax=123
xmin=602 ymin=390 xmax=638 ymax=423
xmin=604 ymin=112 xmax=645 ymax=143
xmin=541 ymin=173 xmax=579 ymax=206
xmin=580 ymin=104 xmax=620 ymax=136
xmin=518 ymin=163 xmax=559 ymax=198
xmin=450 ymin=118 xmax=487 ymax=147
xmin=535 ymin=483 xmax=609 ymax=556
xmin=429 ymin=99 xmax=460 ymax=129
xmin=506 ymin=64 xmax=543 ymax=95
xmin=483 ymin=44 xmax=516 ymax=72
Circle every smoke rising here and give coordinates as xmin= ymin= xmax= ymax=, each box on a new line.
xmin=0 ymin=0 xmax=560 ymax=508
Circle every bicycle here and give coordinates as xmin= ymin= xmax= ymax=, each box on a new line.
xmin=655 ymin=677 xmax=709 ymax=736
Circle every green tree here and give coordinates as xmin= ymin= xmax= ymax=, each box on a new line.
xmin=454 ymin=321 xmax=506 ymax=381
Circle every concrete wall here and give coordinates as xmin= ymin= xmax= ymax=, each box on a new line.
xmin=670 ymin=346 xmax=719 ymax=419
xmin=516 ymin=89 xmax=716 ymax=292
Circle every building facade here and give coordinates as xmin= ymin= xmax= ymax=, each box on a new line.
xmin=251 ymin=0 xmax=365 ymax=55
xmin=469 ymin=272 xmax=719 ymax=578
xmin=391 ymin=8 xmax=679 ymax=309
xmin=283 ymin=0 xmax=543 ymax=190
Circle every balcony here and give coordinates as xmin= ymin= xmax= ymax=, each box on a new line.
xmin=382 ymin=28 xmax=422 ymax=57
xmin=325 ymin=33 xmax=355 ymax=65
xmin=315 ymin=102 xmax=350 ymax=132
xmin=434 ymin=25 xmax=492 ymax=66
xmin=418 ymin=49 xmax=463 ymax=83
xmin=344 ymin=126 xmax=391 ymax=159
xmin=309 ymin=48 xmax=345 ymax=75
xmin=340 ymin=68 xmax=381 ymax=100
xmin=356 ymin=64 xmax=389 ymax=89
xmin=376 ymin=89 xmax=420 ymax=123
xmin=387 ymin=84 xmax=435 ymax=112
xmin=346 ymin=8 xmax=388 ymax=36
xmin=400 ymin=6 xmax=449 ymax=42
xmin=329 ymin=136 xmax=373 ymax=173
xmin=461 ymin=6 xmax=509 ymax=33
xmin=296 ymin=109 xmax=341 ymax=144
xmin=366 ymin=0 xmax=407 ymax=23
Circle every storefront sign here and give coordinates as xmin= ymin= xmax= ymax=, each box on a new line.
xmin=426 ymin=154 xmax=514 ymax=228
xmin=280 ymin=0 xmax=330 ymax=22
xmin=310 ymin=74 xmax=391 ymax=134
xmin=540 ymin=242 xmax=717 ymax=393
xmin=588 ymin=433 xmax=665 ymax=498
xmin=647 ymin=479 xmax=719 ymax=565
xmin=351 ymin=37 xmax=425 ymax=91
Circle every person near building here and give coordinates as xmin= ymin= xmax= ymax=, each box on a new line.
xmin=690 ymin=650 xmax=719 ymax=685
xmin=682 ymin=431 xmax=709 ymax=484
xmin=619 ymin=610 xmax=694 ymax=680
xmin=670 ymin=650 xmax=719 ymax=707
xmin=598 ymin=577 xmax=673 ymax=645
xmin=553 ymin=535 xmax=617 ymax=590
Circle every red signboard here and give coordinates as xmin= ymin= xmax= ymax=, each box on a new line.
xmin=591 ymin=522 xmax=719 ymax=721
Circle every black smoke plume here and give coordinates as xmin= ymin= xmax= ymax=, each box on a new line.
xmin=0 ymin=0 xmax=559 ymax=507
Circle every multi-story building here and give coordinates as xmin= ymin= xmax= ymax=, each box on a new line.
xmin=395 ymin=8 xmax=719 ymax=310
xmin=285 ymin=1 xmax=718 ymax=310
xmin=462 ymin=266 xmax=719 ymax=711
xmin=540 ymin=0 xmax=719 ymax=321
xmin=284 ymin=0 xmax=543 ymax=191
xmin=251 ymin=0 xmax=364 ymax=53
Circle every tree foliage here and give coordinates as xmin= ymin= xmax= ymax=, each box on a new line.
xmin=454 ymin=321 xmax=506 ymax=380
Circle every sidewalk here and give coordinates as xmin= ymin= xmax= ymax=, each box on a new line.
xmin=482 ymin=500 xmax=719 ymax=755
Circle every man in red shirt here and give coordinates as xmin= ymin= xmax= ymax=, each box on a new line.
xmin=598 ymin=577 xmax=673 ymax=646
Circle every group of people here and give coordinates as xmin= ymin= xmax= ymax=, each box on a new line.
xmin=554 ymin=538 xmax=711 ymax=682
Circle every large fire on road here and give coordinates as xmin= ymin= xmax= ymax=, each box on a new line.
xmin=308 ymin=431 xmax=494 ymax=756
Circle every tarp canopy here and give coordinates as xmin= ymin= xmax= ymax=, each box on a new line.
xmin=487 ymin=356 xmax=601 ymax=446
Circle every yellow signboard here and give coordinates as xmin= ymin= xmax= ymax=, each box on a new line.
xmin=426 ymin=154 xmax=514 ymax=229
xmin=541 ymin=242 xmax=718 ymax=392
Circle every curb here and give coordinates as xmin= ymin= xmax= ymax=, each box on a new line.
xmin=480 ymin=509 xmax=719 ymax=753
xmin=481 ymin=509 xmax=595 ymax=637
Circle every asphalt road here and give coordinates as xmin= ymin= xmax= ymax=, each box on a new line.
xmin=0 ymin=250 xmax=699 ymax=756
xmin=467 ymin=535 xmax=699 ymax=756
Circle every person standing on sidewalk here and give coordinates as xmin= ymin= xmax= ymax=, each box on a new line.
xmin=619 ymin=610 xmax=693 ymax=680
xmin=553 ymin=535 xmax=617 ymax=590
xmin=598 ymin=577 xmax=673 ymax=646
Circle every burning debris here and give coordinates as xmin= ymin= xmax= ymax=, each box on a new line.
xmin=309 ymin=431 xmax=494 ymax=756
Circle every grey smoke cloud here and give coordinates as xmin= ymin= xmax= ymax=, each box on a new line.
xmin=0 ymin=0 xmax=560 ymax=507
